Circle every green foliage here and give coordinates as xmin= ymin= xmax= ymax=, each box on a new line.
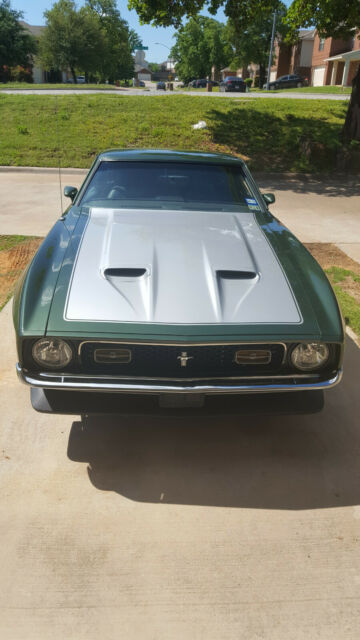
xmin=0 ymin=235 xmax=30 ymax=251
xmin=325 ymin=267 xmax=360 ymax=337
xmin=326 ymin=267 xmax=360 ymax=285
xmin=148 ymin=62 xmax=160 ymax=72
xmin=128 ymin=0 xmax=281 ymax=28
xmin=39 ymin=0 xmax=102 ymax=82
xmin=11 ymin=65 xmax=33 ymax=83
xmin=286 ymin=0 xmax=360 ymax=39
xmin=0 ymin=0 xmax=37 ymax=79
xmin=0 ymin=93 xmax=347 ymax=173
xmin=39 ymin=0 xmax=138 ymax=83
xmin=331 ymin=286 xmax=360 ymax=337
xmin=171 ymin=17 xmax=232 ymax=83
xmin=244 ymin=77 xmax=252 ymax=88
xmin=84 ymin=0 xmax=135 ymax=81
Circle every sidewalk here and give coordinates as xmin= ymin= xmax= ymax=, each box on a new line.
xmin=0 ymin=167 xmax=359 ymax=262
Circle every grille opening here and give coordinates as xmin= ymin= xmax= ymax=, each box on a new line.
xmin=217 ymin=270 xmax=257 ymax=280
xmin=104 ymin=268 xmax=146 ymax=278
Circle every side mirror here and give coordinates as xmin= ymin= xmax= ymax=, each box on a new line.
xmin=64 ymin=185 xmax=78 ymax=202
xmin=263 ymin=192 xmax=276 ymax=206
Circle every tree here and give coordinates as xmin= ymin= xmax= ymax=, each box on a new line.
xmin=148 ymin=62 xmax=160 ymax=72
xmin=128 ymin=0 xmax=280 ymax=28
xmin=39 ymin=0 xmax=138 ymax=83
xmin=0 ymin=0 xmax=37 ymax=81
xmin=286 ymin=0 xmax=360 ymax=143
xmin=39 ymin=0 xmax=103 ymax=83
xmin=226 ymin=2 xmax=288 ymax=86
xmin=171 ymin=17 xmax=232 ymax=83
xmin=85 ymin=0 xmax=136 ymax=81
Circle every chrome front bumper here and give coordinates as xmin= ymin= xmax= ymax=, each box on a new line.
xmin=16 ymin=364 xmax=343 ymax=394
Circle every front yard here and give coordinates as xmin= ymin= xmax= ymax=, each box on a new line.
xmin=0 ymin=94 xmax=348 ymax=172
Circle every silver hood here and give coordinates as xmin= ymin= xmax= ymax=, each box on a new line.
xmin=65 ymin=207 xmax=302 ymax=325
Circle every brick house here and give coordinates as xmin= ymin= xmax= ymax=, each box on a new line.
xmin=318 ymin=31 xmax=360 ymax=86
xmin=271 ymin=28 xmax=359 ymax=87
xmin=271 ymin=29 xmax=315 ymax=85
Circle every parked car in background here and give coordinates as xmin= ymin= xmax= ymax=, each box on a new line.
xmin=264 ymin=74 xmax=306 ymax=89
xmin=219 ymin=77 xmax=246 ymax=92
xmin=156 ymin=81 xmax=166 ymax=90
xmin=195 ymin=79 xmax=208 ymax=88
xmin=76 ymin=75 xmax=86 ymax=84
xmin=14 ymin=149 xmax=344 ymax=415
xmin=138 ymin=80 xmax=145 ymax=87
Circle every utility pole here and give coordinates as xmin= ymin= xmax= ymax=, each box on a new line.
xmin=266 ymin=11 xmax=277 ymax=90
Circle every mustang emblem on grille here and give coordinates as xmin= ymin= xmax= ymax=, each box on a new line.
xmin=177 ymin=351 xmax=194 ymax=367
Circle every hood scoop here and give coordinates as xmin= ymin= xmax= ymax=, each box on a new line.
xmin=104 ymin=267 xmax=146 ymax=278
xmin=103 ymin=266 xmax=151 ymax=320
xmin=217 ymin=270 xmax=257 ymax=280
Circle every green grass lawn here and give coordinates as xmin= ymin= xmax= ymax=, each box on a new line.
xmin=0 ymin=82 xmax=119 ymax=90
xmin=325 ymin=267 xmax=360 ymax=337
xmin=0 ymin=93 xmax=348 ymax=172
xmin=265 ymin=85 xmax=351 ymax=94
xmin=177 ymin=86 xmax=220 ymax=92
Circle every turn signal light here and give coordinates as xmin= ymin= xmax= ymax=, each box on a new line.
xmin=235 ymin=349 xmax=271 ymax=365
xmin=94 ymin=348 xmax=132 ymax=364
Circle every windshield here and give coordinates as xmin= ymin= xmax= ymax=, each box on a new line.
xmin=79 ymin=161 xmax=262 ymax=212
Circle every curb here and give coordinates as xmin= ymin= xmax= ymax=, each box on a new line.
xmin=0 ymin=166 xmax=87 ymax=174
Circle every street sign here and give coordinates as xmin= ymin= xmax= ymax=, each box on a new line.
xmin=132 ymin=46 xmax=149 ymax=51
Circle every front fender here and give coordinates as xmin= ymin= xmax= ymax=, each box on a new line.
xmin=13 ymin=220 xmax=71 ymax=339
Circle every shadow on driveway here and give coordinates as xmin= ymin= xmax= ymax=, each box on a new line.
xmin=255 ymin=174 xmax=360 ymax=198
xmin=67 ymin=338 xmax=360 ymax=510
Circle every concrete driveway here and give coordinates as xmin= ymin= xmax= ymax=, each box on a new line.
xmin=1 ymin=297 xmax=360 ymax=639
xmin=1 ymin=168 xmax=359 ymax=262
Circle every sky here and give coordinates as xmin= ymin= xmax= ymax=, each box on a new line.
xmin=11 ymin=0 xmax=227 ymax=63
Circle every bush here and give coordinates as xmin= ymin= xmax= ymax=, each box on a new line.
xmin=11 ymin=66 xmax=33 ymax=83
xmin=244 ymin=78 xmax=253 ymax=89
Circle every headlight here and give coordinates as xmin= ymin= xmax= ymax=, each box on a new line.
xmin=32 ymin=338 xmax=73 ymax=368
xmin=291 ymin=343 xmax=329 ymax=371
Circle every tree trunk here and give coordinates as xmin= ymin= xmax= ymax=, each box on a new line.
xmin=71 ymin=67 xmax=77 ymax=84
xmin=259 ymin=64 xmax=266 ymax=87
xmin=341 ymin=65 xmax=360 ymax=143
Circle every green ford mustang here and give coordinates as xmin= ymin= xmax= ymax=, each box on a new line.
xmin=13 ymin=150 xmax=344 ymax=414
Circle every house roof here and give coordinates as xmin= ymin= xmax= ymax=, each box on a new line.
xmin=134 ymin=65 xmax=151 ymax=73
xmin=299 ymin=29 xmax=316 ymax=40
xmin=19 ymin=21 xmax=45 ymax=37
xmin=135 ymin=67 xmax=152 ymax=74
xmin=325 ymin=49 xmax=360 ymax=62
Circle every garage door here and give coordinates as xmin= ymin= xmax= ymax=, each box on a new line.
xmin=313 ymin=66 xmax=325 ymax=86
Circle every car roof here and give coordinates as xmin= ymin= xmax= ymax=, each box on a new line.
xmin=96 ymin=149 xmax=246 ymax=167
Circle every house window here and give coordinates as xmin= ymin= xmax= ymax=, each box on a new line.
xmin=319 ymin=37 xmax=325 ymax=51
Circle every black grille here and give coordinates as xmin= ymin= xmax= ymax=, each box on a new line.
xmin=80 ymin=342 xmax=285 ymax=379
